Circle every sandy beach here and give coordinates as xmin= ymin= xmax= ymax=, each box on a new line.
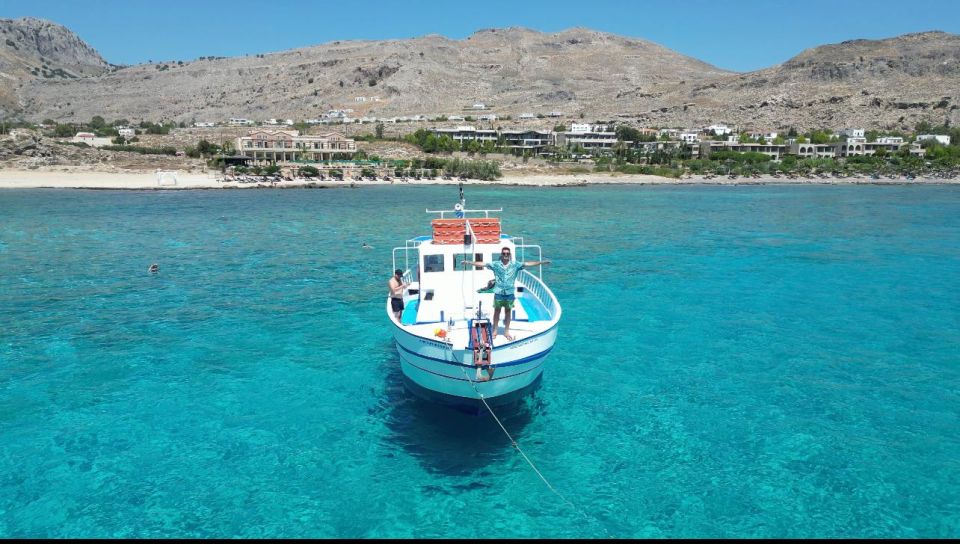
xmin=0 ymin=168 xmax=957 ymax=189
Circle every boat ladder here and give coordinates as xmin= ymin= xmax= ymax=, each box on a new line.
xmin=470 ymin=319 xmax=493 ymax=380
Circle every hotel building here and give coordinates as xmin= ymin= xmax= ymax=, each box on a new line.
xmin=236 ymin=130 xmax=357 ymax=163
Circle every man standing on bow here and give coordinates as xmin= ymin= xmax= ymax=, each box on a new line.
xmin=462 ymin=247 xmax=551 ymax=341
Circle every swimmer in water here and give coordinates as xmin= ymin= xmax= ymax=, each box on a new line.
xmin=362 ymin=242 xmax=373 ymax=249
xmin=148 ymin=263 xmax=159 ymax=273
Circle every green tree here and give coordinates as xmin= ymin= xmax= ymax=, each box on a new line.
xmin=437 ymin=135 xmax=458 ymax=152
xmin=54 ymin=124 xmax=74 ymax=137
xmin=808 ymin=130 xmax=835 ymax=144
xmin=375 ymin=122 xmax=384 ymax=139
xmin=196 ymin=139 xmax=218 ymax=156
xmin=89 ymin=116 xmax=106 ymax=130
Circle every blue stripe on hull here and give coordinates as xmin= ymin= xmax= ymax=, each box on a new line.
xmin=398 ymin=350 xmax=548 ymax=383
xmin=397 ymin=349 xmax=548 ymax=402
xmin=395 ymin=340 xmax=554 ymax=369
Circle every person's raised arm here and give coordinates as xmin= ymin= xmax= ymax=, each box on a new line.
xmin=523 ymin=259 xmax=552 ymax=267
xmin=461 ymin=260 xmax=485 ymax=268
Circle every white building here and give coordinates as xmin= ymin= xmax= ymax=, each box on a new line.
xmin=568 ymin=123 xmax=609 ymax=134
xmin=432 ymin=126 xmax=498 ymax=145
xmin=472 ymin=103 xmax=487 ymax=110
xmin=228 ymin=118 xmax=254 ymax=126
xmin=557 ymin=128 xmax=618 ymax=151
xmin=876 ymin=136 xmax=904 ymax=145
xmin=917 ymin=134 xmax=951 ymax=146
xmin=193 ymin=122 xmax=216 ymax=128
xmin=840 ymin=128 xmax=865 ymax=139
xmin=448 ymin=115 xmax=465 ymax=122
xmin=478 ymin=114 xmax=498 ymax=122
xmin=118 ymin=128 xmax=136 ymax=138
xmin=680 ymin=132 xmax=700 ymax=144
xmin=706 ymin=124 xmax=732 ymax=136
xmin=546 ymin=111 xmax=564 ymax=118
xmin=518 ymin=113 xmax=536 ymax=120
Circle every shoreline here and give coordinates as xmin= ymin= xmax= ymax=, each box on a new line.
xmin=0 ymin=168 xmax=958 ymax=189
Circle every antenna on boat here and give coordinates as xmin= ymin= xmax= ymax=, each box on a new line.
xmin=459 ymin=182 xmax=465 ymax=210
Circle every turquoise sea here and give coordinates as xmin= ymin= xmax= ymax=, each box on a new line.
xmin=1 ymin=185 xmax=959 ymax=538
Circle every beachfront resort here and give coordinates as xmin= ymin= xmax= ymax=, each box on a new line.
xmin=3 ymin=114 xmax=958 ymax=185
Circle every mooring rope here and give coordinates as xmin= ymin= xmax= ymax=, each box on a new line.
xmin=440 ymin=340 xmax=611 ymax=537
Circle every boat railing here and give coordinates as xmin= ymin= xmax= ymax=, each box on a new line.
xmin=515 ymin=244 xmax=542 ymax=279
xmin=392 ymin=236 xmax=431 ymax=280
xmin=425 ymin=208 xmax=502 ymax=219
xmin=393 ymin=245 xmax=417 ymax=281
xmin=518 ymin=269 xmax=558 ymax=320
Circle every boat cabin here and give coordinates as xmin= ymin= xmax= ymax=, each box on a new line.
xmin=392 ymin=213 xmax=552 ymax=328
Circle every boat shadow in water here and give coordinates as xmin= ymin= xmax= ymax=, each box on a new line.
xmin=373 ymin=353 xmax=548 ymax=477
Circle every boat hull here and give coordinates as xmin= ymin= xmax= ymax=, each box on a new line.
xmin=391 ymin=320 xmax=558 ymax=409
xmin=400 ymin=372 xmax=544 ymax=414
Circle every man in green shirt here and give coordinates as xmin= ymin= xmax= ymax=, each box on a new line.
xmin=462 ymin=247 xmax=551 ymax=341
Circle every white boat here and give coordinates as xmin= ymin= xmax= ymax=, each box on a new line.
xmin=389 ymin=189 xmax=562 ymax=411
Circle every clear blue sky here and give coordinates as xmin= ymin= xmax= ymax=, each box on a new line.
xmin=3 ymin=0 xmax=958 ymax=72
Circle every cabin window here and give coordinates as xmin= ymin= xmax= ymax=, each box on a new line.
xmin=454 ymin=253 xmax=484 ymax=270
xmin=423 ymin=254 xmax=445 ymax=273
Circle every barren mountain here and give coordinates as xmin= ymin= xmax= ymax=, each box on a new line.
xmin=643 ymin=31 xmax=960 ymax=130
xmin=3 ymin=19 xmax=959 ymax=131
xmin=10 ymin=26 xmax=731 ymax=123
xmin=0 ymin=17 xmax=110 ymax=111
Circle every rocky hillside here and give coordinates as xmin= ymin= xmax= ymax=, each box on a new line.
xmin=0 ymin=17 xmax=110 ymax=110
xmin=642 ymin=31 xmax=960 ymax=130
xmin=3 ymin=20 xmax=959 ymax=131
xmin=11 ymin=26 xmax=730 ymax=123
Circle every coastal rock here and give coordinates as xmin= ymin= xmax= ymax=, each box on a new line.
xmin=0 ymin=17 xmax=110 ymax=111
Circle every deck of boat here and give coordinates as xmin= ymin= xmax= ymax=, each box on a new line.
xmin=395 ymin=289 xmax=554 ymax=348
